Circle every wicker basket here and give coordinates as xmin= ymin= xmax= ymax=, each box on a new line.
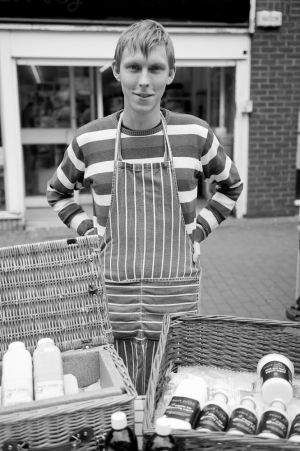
xmin=0 ymin=236 xmax=137 ymax=451
xmin=143 ymin=313 xmax=300 ymax=450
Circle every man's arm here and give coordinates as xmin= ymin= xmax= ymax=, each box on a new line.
xmin=46 ymin=137 xmax=94 ymax=236
xmin=194 ymin=127 xmax=243 ymax=244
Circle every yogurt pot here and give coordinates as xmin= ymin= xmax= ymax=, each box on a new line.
xmin=257 ymin=354 xmax=294 ymax=405
xmin=195 ymin=391 xmax=229 ymax=432
xmin=227 ymin=396 xmax=258 ymax=436
xmin=257 ymin=399 xmax=289 ymax=439
xmin=288 ymin=412 xmax=300 ymax=442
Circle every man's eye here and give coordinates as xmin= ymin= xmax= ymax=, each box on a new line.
xmin=128 ymin=64 xmax=140 ymax=71
xmin=151 ymin=66 xmax=163 ymax=72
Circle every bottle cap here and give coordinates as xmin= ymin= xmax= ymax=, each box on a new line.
xmin=37 ymin=338 xmax=54 ymax=346
xmin=257 ymin=354 xmax=294 ymax=376
xmin=241 ymin=396 xmax=256 ymax=410
xmin=270 ymin=399 xmax=286 ymax=412
xmin=111 ymin=412 xmax=127 ymax=430
xmin=156 ymin=417 xmax=171 ymax=436
xmin=8 ymin=341 xmax=26 ymax=351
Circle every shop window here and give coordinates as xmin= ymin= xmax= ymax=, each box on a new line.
xmin=18 ymin=65 xmax=97 ymax=200
xmin=75 ymin=67 xmax=96 ymax=127
xmin=18 ymin=66 xmax=97 ymax=129
xmin=102 ymin=67 xmax=124 ymax=116
xmin=23 ymin=144 xmax=65 ymax=196
xmin=18 ymin=66 xmax=71 ymax=128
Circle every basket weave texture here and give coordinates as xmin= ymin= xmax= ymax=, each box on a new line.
xmin=0 ymin=236 xmax=136 ymax=450
xmin=143 ymin=313 xmax=300 ymax=451
xmin=0 ymin=236 xmax=112 ymax=355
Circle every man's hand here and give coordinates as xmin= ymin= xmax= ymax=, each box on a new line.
xmin=193 ymin=241 xmax=201 ymax=264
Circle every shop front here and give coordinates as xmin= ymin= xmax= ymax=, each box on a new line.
xmin=0 ymin=1 xmax=253 ymax=227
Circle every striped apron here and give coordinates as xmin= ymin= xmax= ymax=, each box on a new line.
xmin=101 ymin=111 xmax=201 ymax=394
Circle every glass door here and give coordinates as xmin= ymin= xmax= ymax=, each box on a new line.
xmin=18 ymin=65 xmax=97 ymax=206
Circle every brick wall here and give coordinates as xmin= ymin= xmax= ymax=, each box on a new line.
xmin=247 ymin=0 xmax=300 ymax=216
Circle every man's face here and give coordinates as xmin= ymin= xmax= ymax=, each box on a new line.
xmin=113 ymin=44 xmax=175 ymax=118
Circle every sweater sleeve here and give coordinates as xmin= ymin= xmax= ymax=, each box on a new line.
xmin=46 ymin=136 xmax=94 ymax=236
xmin=194 ymin=126 xmax=243 ymax=242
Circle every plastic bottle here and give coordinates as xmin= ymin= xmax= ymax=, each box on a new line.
xmin=257 ymin=399 xmax=289 ymax=439
xmin=257 ymin=354 xmax=294 ymax=405
xmin=163 ymin=376 xmax=208 ymax=430
xmin=288 ymin=411 xmax=300 ymax=442
xmin=63 ymin=374 xmax=79 ymax=395
xmin=195 ymin=390 xmax=229 ymax=432
xmin=33 ymin=337 xmax=64 ymax=400
xmin=1 ymin=341 xmax=33 ymax=406
xmin=104 ymin=411 xmax=138 ymax=451
xmin=226 ymin=396 xmax=258 ymax=436
xmin=145 ymin=417 xmax=178 ymax=450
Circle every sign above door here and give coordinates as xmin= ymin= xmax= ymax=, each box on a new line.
xmin=0 ymin=0 xmax=250 ymax=27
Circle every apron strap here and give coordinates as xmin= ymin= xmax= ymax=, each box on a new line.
xmin=114 ymin=111 xmax=124 ymax=161
xmin=114 ymin=110 xmax=173 ymax=163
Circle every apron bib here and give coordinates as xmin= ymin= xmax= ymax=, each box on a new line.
xmin=100 ymin=111 xmax=201 ymax=393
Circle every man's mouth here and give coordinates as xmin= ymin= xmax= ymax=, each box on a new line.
xmin=135 ymin=93 xmax=153 ymax=98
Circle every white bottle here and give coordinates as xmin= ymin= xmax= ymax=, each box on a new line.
xmin=1 ymin=341 xmax=33 ymax=406
xmin=257 ymin=354 xmax=294 ymax=405
xmin=196 ymin=390 xmax=229 ymax=432
xmin=63 ymin=374 xmax=79 ymax=395
xmin=33 ymin=338 xmax=64 ymax=400
xmin=227 ymin=396 xmax=258 ymax=436
xmin=163 ymin=376 xmax=208 ymax=430
xmin=257 ymin=399 xmax=289 ymax=439
xmin=288 ymin=411 xmax=300 ymax=442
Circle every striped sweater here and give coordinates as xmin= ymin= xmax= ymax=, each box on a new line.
xmin=47 ymin=109 xmax=243 ymax=242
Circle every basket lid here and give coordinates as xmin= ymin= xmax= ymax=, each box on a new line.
xmin=0 ymin=236 xmax=113 ymax=359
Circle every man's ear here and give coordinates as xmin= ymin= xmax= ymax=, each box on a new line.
xmin=167 ymin=67 xmax=176 ymax=85
xmin=112 ymin=61 xmax=120 ymax=82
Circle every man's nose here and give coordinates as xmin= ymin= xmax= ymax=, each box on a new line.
xmin=138 ymin=68 xmax=150 ymax=86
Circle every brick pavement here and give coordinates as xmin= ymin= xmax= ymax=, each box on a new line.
xmin=0 ymin=206 xmax=299 ymax=322
xmin=200 ymin=215 xmax=298 ymax=321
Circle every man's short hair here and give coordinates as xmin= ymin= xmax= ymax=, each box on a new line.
xmin=113 ymin=19 xmax=175 ymax=72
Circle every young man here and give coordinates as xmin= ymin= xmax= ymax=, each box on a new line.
xmin=47 ymin=19 xmax=243 ymax=394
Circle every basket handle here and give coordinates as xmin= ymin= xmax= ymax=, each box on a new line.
xmin=2 ymin=427 xmax=100 ymax=451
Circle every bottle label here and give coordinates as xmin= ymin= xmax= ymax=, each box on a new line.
xmin=196 ymin=403 xmax=228 ymax=432
xmin=3 ymin=387 xmax=32 ymax=406
xmin=261 ymin=361 xmax=292 ymax=384
xmin=35 ymin=380 xmax=64 ymax=398
xmin=289 ymin=413 xmax=300 ymax=438
xmin=227 ymin=407 xmax=258 ymax=435
xmin=165 ymin=396 xmax=200 ymax=427
xmin=258 ymin=410 xmax=289 ymax=439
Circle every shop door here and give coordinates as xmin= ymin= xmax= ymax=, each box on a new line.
xmin=18 ymin=65 xmax=98 ymax=207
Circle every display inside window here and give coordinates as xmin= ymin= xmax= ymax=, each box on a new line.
xmin=18 ymin=66 xmax=97 ymax=129
xmin=18 ymin=66 xmax=71 ymax=128
xmin=23 ymin=144 xmax=65 ymax=196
